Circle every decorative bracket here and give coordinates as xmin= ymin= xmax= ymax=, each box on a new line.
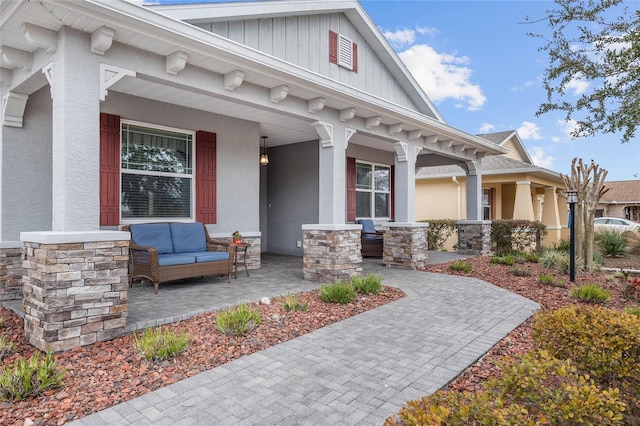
xmin=91 ymin=27 xmax=115 ymax=56
xmin=439 ymin=140 xmax=453 ymax=150
xmin=423 ymin=134 xmax=438 ymax=144
xmin=0 ymin=46 xmax=31 ymax=71
xmin=270 ymin=85 xmax=289 ymax=103
xmin=345 ymin=128 xmax=356 ymax=148
xmin=42 ymin=62 xmax=53 ymax=99
xmin=2 ymin=92 xmax=29 ymax=127
xmin=408 ymin=129 xmax=422 ymax=141
xmin=339 ymin=107 xmax=356 ymax=122
xmin=308 ymin=97 xmax=325 ymax=114
xmin=166 ymin=51 xmax=187 ymax=75
xmin=311 ymin=121 xmax=333 ymax=147
xmin=224 ymin=70 xmax=244 ymax=90
xmin=100 ymin=63 xmax=135 ymax=101
xmin=453 ymin=144 xmax=466 ymax=153
xmin=365 ymin=116 xmax=381 ymax=130
xmin=393 ymin=141 xmax=408 ymax=162
xmin=415 ymin=145 xmax=423 ymax=157
xmin=22 ymin=23 xmax=57 ymax=53
xmin=388 ymin=123 xmax=403 ymax=136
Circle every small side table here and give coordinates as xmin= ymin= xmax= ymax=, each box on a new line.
xmin=233 ymin=242 xmax=251 ymax=279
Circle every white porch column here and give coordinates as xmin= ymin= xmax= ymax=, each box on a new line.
xmin=542 ymin=186 xmax=562 ymax=245
xmin=393 ymin=141 xmax=418 ymax=222
xmin=465 ymin=160 xmax=483 ymax=220
xmin=513 ymin=180 xmax=535 ymax=220
xmin=316 ymin=121 xmax=346 ymax=224
xmin=51 ymin=28 xmax=100 ymax=231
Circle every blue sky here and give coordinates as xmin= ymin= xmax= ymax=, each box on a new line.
xmin=147 ymin=0 xmax=640 ymax=181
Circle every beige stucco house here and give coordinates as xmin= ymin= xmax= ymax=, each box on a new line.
xmin=598 ymin=180 xmax=640 ymax=221
xmin=415 ymin=130 xmax=568 ymax=246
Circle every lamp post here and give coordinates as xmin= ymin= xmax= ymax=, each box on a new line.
xmin=566 ymin=189 xmax=578 ymax=282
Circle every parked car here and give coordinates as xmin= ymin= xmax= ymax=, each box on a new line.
xmin=593 ymin=217 xmax=640 ymax=234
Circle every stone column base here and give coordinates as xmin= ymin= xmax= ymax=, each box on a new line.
xmin=21 ymin=231 xmax=129 ymax=352
xmin=0 ymin=242 xmax=24 ymax=301
xmin=302 ymin=224 xmax=362 ymax=282
xmin=457 ymin=220 xmax=492 ymax=255
xmin=383 ymin=222 xmax=429 ymax=269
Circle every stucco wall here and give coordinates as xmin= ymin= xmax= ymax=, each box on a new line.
xmin=266 ymin=140 xmax=319 ymax=256
xmin=415 ymin=177 xmax=466 ymax=221
xmin=101 ymin=92 xmax=261 ymax=234
xmin=1 ymin=86 xmax=53 ymax=241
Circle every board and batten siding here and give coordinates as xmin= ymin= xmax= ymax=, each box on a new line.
xmin=193 ymin=13 xmax=425 ymax=114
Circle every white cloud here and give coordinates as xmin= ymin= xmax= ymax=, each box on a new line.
xmin=416 ymin=26 xmax=439 ymax=36
xmin=529 ymin=146 xmax=556 ymax=169
xmin=511 ymin=79 xmax=537 ymax=91
xmin=557 ymin=119 xmax=578 ymax=139
xmin=399 ymin=44 xmax=486 ymax=111
xmin=566 ymin=73 xmax=589 ymax=95
xmin=517 ymin=121 xmax=543 ymax=140
xmin=479 ymin=122 xmax=495 ymax=133
xmin=382 ymin=28 xmax=416 ymax=49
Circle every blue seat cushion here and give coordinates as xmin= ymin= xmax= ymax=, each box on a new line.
xmin=193 ymin=251 xmax=230 ymax=263
xmin=130 ymin=223 xmax=174 ymax=254
xmin=157 ymin=253 xmax=196 ymax=267
xmin=359 ymin=219 xmax=376 ymax=234
xmin=170 ymin=222 xmax=207 ymax=253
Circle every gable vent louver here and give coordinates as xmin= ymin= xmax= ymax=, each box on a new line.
xmin=338 ymin=34 xmax=353 ymax=69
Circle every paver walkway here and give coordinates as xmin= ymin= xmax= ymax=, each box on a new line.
xmin=70 ymin=255 xmax=539 ymax=425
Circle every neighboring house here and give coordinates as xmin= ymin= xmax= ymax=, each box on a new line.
xmin=415 ymin=130 xmax=568 ymax=246
xmin=598 ymin=180 xmax=640 ymax=221
xmin=0 ymin=0 xmax=506 ymax=285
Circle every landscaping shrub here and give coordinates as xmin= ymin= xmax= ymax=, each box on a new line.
xmin=351 ymin=273 xmax=382 ymax=295
xmin=0 ymin=351 xmax=65 ymax=402
xmin=538 ymin=273 xmax=564 ymax=287
xmin=491 ymin=219 xmax=547 ymax=254
xmin=490 ymin=254 xmax=515 ymax=266
xmin=570 ymin=283 xmax=611 ymax=303
xmin=420 ymin=219 xmax=457 ymax=250
xmin=216 ymin=303 xmax=261 ymax=336
xmin=0 ymin=334 xmax=18 ymax=360
xmin=508 ymin=266 xmax=531 ymax=277
xmin=134 ymin=326 xmax=189 ymax=361
xmin=539 ymin=248 xmax=584 ymax=274
xmin=384 ymin=350 xmax=626 ymax=426
xmin=449 ymin=260 xmax=472 ymax=272
xmin=553 ymin=238 xmax=571 ymax=253
xmin=318 ymin=282 xmax=356 ymax=304
xmin=595 ymin=229 xmax=629 ymax=257
xmin=281 ymin=293 xmax=308 ymax=312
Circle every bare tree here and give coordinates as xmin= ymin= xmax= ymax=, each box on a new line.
xmin=561 ymin=158 xmax=609 ymax=272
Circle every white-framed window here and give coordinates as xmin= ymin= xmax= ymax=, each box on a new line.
xmin=356 ymin=161 xmax=390 ymax=219
xmin=120 ymin=121 xmax=195 ymax=222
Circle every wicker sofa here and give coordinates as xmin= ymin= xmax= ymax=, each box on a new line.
xmin=123 ymin=222 xmax=234 ymax=294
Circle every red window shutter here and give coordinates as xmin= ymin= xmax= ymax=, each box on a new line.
xmin=196 ymin=131 xmax=217 ymax=224
xmin=329 ymin=31 xmax=338 ymax=64
xmin=352 ymin=42 xmax=358 ymax=72
xmin=390 ymin=165 xmax=395 ymax=221
xmin=99 ymin=113 xmax=121 ymax=226
xmin=347 ymin=157 xmax=356 ymax=222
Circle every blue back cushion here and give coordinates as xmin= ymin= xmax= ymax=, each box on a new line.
xmin=170 ymin=222 xmax=207 ymax=253
xmin=359 ymin=219 xmax=376 ymax=233
xmin=130 ymin=223 xmax=174 ymax=254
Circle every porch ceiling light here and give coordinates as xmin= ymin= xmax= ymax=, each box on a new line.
xmin=260 ymin=136 xmax=269 ymax=166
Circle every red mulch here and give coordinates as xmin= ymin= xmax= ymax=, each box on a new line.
xmin=2 ymin=253 xmax=639 ymax=426
xmin=0 ymin=287 xmax=404 ymax=426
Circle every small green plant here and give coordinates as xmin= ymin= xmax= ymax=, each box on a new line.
xmin=318 ymin=281 xmax=356 ymax=304
xmin=0 ymin=351 xmax=65 ymax=402
xmin=281 ymin=293 xmax=308 ymax=312
xmin=133 ymin=326 xmax=189 ymax=361
xmin=216 ymin=303 xmax=261 ymax=336
xmin=538 ymin=273 xmax=564 ymax=287
xmin=595 ymin=229 xmax=629 ymax=257
xmin=570 ymin=283 xmax=611 ymax=303
xmin=624 ymin=307 xmax=640 ymax=317
xmin=509 ymin=266 xmax=531 ymax=277
xmin=0 ymin=335 xmax=18 ymax=360
xmin=490 ymin=254 xmax=515 ymax=265
xmin=449 ymin=260 xmax=472 ymax=272
xmin=351 ymin=273 xmax=382 ymax=294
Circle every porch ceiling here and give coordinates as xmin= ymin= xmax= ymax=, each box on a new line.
xmin=1 ymin=0 xmax=507 ymax=158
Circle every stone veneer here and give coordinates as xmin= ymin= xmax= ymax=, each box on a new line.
xmin=457 ymin=220 xmax=492 ymax=255
xmin=302 ymin=224 xmax=362 ymax=282
xmin=0 ymin=243 xmax=24 ymax=301
xmin=21 ymin=231 xmax=130 ymax=352
xmin=224 ymin=236 xmax=261 ymax=271
xmin=383 ymin=222 xmax=429 ymax=269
